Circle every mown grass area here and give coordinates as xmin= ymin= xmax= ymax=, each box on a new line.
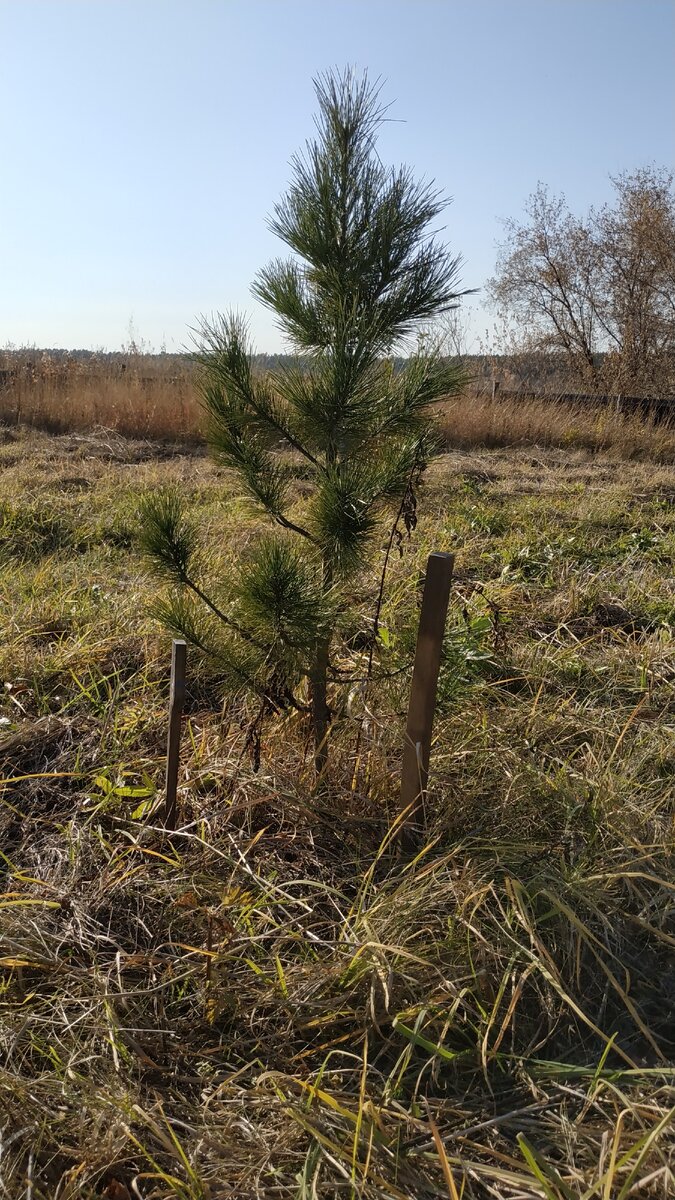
xmin=1 ymin=425 xmax=674 ymax=1198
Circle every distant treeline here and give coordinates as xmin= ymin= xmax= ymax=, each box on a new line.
xmin=0 ymin=346 xmax=616 ymax=378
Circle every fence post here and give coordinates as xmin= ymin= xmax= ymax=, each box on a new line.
xmin=398 ymin=552 xmax=454 ymax=851
xmin=164 ymin=639 xmax=187 ymax=831
xmin=491 ymin=379 xmax=500 ymax=403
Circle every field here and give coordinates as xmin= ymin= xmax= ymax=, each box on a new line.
xmin=3 ymin=351 xmax=675 ymax=458
xmin=1 ymin=420 xmax=674 ymax=1198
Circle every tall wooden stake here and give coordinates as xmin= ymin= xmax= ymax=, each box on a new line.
xmin=399 ymin=552 xmax=454 ymax=851
xmin=164 ymin=639 xmax=186 ymax=831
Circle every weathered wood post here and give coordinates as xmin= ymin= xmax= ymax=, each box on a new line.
xmin=164 ymin=639 xmax=186 ymax=831
xmin=491 ymin=379 xmax=500 ymax=403
xmin=398 ymin=553 xmax=454 ymax=851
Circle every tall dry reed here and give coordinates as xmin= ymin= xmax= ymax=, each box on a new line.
xmin=0 ymin=352 xmax=202 ymax=439
xmin=439 ymin=388 xmax=675 ymax=459
xmin=1 ymin=354 xmax=674 ymax=457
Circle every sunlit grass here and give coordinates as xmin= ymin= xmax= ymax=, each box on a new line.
xmin=0 ymin=428 xmax=673 ymax=1197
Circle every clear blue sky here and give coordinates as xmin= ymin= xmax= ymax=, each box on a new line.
xmin=1 ymin=0 xmax=673 ymax=353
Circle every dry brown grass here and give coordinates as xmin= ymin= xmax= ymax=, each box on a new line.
xmin=0 ymin=353 xmax=202 ymax=439
xmin=439 ymin=388 xmax=675 ymax=459
xmin=2 ymin=355 xmax=675 ymax=457
xmin=1 ymin=429 xmax=674 ymax=1197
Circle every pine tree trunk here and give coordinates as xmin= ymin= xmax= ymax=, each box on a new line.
xmin=310 ymin=553 xmax=333 ymax=776
xmin=310 ymin=634 xmax=330 ymax=775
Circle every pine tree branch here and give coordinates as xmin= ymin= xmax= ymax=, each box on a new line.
xmin=246 ymin=387 xmax=321 ymax=468
xmin=182 ymin=575 xmax=266 ymax=651
xmin=273 ymin=513 xmax=317 ymax=543
xmin=196 ymin=311 xmax=320 ymax=465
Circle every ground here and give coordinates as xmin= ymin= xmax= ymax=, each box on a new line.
xmin=1 ymin=425 xmax=674 ymax=1198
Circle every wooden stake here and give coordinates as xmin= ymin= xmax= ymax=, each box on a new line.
xmin=398 ymin=553 xmax=454 ymax=851
xmin=164 ymin=639 xmax=186 ymax=831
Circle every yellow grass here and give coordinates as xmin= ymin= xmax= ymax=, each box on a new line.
xmin=1 ymin=429 xmax=674 ymax=1197
xmin=1 ymin=353 xmax=674 ymax=458
xmin=0 ymin=353 xmax=201 ymax=439
xmin=439 ymin=388 xmax=675 ymax=459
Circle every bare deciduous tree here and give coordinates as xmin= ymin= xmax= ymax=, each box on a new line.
xmin=489 ymin=167 xmax=675 ymax=396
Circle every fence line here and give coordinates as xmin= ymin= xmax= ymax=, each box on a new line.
xmin=483 ymin=384 xmax=675 ymax=419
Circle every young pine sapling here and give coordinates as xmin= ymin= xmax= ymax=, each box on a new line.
xmin=140 ymin=69 xmax=470 ymax=771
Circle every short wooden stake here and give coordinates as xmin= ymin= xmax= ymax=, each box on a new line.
xmin=164 ymin=639 xmax=186 ymax=831
xmin=398 ymin=553 xmax=454 ymax=851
